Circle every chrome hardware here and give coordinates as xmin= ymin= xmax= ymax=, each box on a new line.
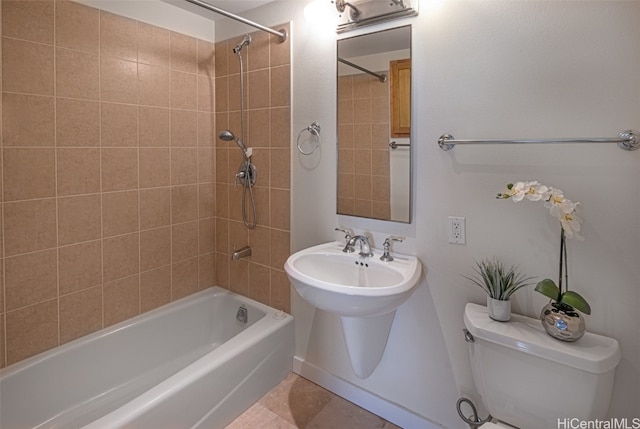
xmin=232 ymin=246 xmax=252 ymax=261
xmin=344 ymin=235 xmax=373 ymax=258
xmin=463 ymin=328 xmax=475 ymax=343
xmin=380 ymin=236 xmax=404 ymax=262
xmin=389 ymin=141 xmax=411 ymax=150
xmin=236 ymin=305 xmax=248 ymax=324
xmin=335 ymin=227 xmax=354 ymax=251
xmin=234 ymin=161 xmax=257 ymax=187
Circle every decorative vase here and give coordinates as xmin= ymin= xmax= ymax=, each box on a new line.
xmin=540 ymin=301 xmax=585 ymax=342
xmin=487 ymin=297 xmax=511 ymax=322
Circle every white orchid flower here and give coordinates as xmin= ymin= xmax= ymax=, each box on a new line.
xmin=525 ymin=183 xmax=549 ymax=201
xmin=560 ymin=211 xmax=583 ymax=240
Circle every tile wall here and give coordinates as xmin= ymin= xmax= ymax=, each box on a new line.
xmin=337 ymin=73 xmax=391 ymax=220
xmin=213 ymin=26 xmax=291 ymax=313
xmin=0 ymin=1 xmax=290 ymax=368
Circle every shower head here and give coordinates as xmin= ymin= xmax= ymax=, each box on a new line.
xmin=232 ymin=35 xmax=251 ymax=54
xmin=218 ymin=129 xmax=250 ymax=159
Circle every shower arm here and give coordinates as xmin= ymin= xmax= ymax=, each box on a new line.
xmin=183 ymin=0 xmax=287 ymax=43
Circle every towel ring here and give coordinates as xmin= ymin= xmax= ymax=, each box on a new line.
xmin=297 ymin=122 xmax=321 ymax=155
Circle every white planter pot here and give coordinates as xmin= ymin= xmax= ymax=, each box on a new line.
xmin=487 ymin=297 xmax=511 ymax=322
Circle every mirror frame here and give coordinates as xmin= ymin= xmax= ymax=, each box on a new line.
xmin=336 ymin=24 xmax=412 ymax=223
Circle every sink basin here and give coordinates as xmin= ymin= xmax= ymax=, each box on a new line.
xmin=285 ymin=241 xmax=422 ymax=317
xmin=285 ymin=241 xmax=422 ymax=378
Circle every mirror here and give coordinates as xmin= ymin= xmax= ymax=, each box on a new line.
xmin=337 ymin=25 xmax=411 ymax=223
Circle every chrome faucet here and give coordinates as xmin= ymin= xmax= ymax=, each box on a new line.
xmin=343 ymin=235 xmax=374 ymax=258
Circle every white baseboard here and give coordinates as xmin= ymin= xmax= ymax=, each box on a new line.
xmin=293 ymin=357 xmax=444 ymax=429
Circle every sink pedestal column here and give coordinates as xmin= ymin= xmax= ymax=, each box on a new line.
xmin=340 ymin=311 xmax=396 ymax=379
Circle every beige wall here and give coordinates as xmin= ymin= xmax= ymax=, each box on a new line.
xmin=0 ymin=1 xmax=290 ymax=368
xmin=337 ymin=73 xmax=391 ymax=220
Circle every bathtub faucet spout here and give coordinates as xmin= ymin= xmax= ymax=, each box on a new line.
xmin=232 ymin=246 xmax=252 ymax=261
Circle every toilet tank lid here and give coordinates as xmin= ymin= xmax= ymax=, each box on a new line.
xmin=464 ymin=303 xmax=621 ymax=374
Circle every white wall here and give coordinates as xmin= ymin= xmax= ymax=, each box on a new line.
xmin=218 ymin=0 xmax=640 ymax=427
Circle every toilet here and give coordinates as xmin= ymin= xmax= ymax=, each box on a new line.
xmin=463 ymin=303 xmax=621 ymax=429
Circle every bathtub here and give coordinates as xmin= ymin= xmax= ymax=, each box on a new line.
xmin=0 ymin=287 xmax=294 ymax=429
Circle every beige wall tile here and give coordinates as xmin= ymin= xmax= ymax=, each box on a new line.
xmin=139 ymin=106 xmax=170 ymax=147
xmin=248 ymin=226 xmax=270 ymax=266
xmin=0 ymin=316 xmax=5 ymax=368
xmin=269 ymin=229 xmax=289 ymax=270
xmin=198 ymin=112 xmax=215 ymax=147
xmin=372 ymin=150 xmax=390 ymax=176
xmin=371 ymin=124 xmax=390 ymax=150
xmin=338 ymin=76 xmax=353 ymax=100
xmin=101 ymin=102 xmax=138 ymax=147
xmin=140 ymin=265 xmax=171 ymax=312
xmin=215 ymin=218 xmax=229 ymax=254
xmin=57 ymin=194 xmax=101 ymax=246
xmin=3 ymin=37 xmax=54 ymax=95
xmin=138 ymin=63 xmax=170 ymax=107
xmin=214 ymin=40 xmax=228 ymax=77
xmin=3 ymin=148 xmax=55 ymax=200
xmin=140 ymin=227 xmax=171 ymax=271
xmin=3 ymin=93 xmax=54 ymax=146
xmin=227 ymin=36 xmax=247 ymax=75
xmin=270 ymin=149 xmax=290 ymax=190
xmin=198 ymin=147 xmax=214 ymax=183
xmin=4 ymin=199 xmax=57 ymax=256
xmin=215 ymin=148 xmax=229 ymax=184
xmin=56 ymin=148 xmax=101 ymax=196
xmin=248 ymin=262 xmax=270 ymax=306
xmin=248 ymin=69 xmax=269 ymax=109
xmin=354 ymin=149 xmax=372 ymax=175
xmin=172 ymin=221 xmax=198 ymax=262
xmin=104 ymin=275 xmax=139 ymax=326
xmin=170 ymin=109 xmax=197 ymax=147
xmin=353 ymin=74 xmax=372 ymax=99
xmin=353 ymin=124 xmax=371 ymax=148
xmin=372 ymin=175 xmax=391 ymax=202
xmin=270 ymin=65 xmax=290 ymax=107
xmin=171 ymin=148 xmax=198 ymax=185
xmin=103 ymin=233 xmax=139 ymax=283
xmin=2 ymin=0 xmax=54 ymax=44
xmin=56 ymin=98 xmax=99 ymax=147
xmin=354 ymin=174 xmax=372 ymax=200
xmin=370 ymin=96 xmax=389 ymax=124
xmin=229 ymin=221 xmax=248 ymax=254
xmin=198 ymin=75 xmax=214 ymax=112
xmin=171 ymin=184 xmax=198 ymax=224
xmin=5 ymin=249 xmax=57 ymax=311
xmin=248 ymin=109 xmax=270 ymax=148
xmin=198 ymin=253 xmax=215 ymax=289
xmin=58 ymin=240 xmax=102 ymax=295
xmin=138 ymin=22 xmax=170 ymax=67
xmin=270 ymin=107 xmax=290 ymax=148
xmin=170 ymin=71 xmax=197 ymax=110
xmin=215 ymin=183 xmax=229 ymax=218
xmin=102 ymin=190 xmax=139 ymax=237
xmin=353 ymin=99 xmax=371 ymax=124
xmin=269 ymin=23 xmax=290 ymax=67
xmin=56 ymin=48 xmax=99 ymax=100
xmin=59 ymin=286 xmax=102 ymax=344
xmin=100 ymin=11 xmax=137 ymax=62
xmin=55 ymin=1 xmax=99 ymax=53
xmin=139 ymin=147 xmax=170 ymax=188
xmin=6 ymin=299 xmax=58 ymax=365
xmin=247 ymin=31 xmax=269 ymax=72
xmin=215 ymin=252 xmax=229 ymax=289
xmin=197 ymin=39 xmax=214 ymax=77
xmin=270 ymin=269 xmax=290 ymax=313
xmin=101 ymin=148 xmax=138 ymax=191
xmin=214 ymin=76 xmax=228 ymax=113
xmin=199 ymin=218 xmax=215 ymax=255
xmin=199 ymin=183 xmax=215 ymax=219
xmin=337 ymin=99 xmax=353 ymax=125
xmin=372 ymin=201 xmax=391 ymax=220
xmin=101 ymin=57 xmax=137 ymax=104
xmin=270 ymin=189 xmax=290 ymax=231
xmin=338 ymin=126 xmax=354 ymax=149
xmin=140 ymin=187 xmax=170 ymax=230
xmin=170 ymin=32 xmax=197 ymax=74
xmin=229 ymin=259 xmax=248 ymax=296
xmin=172 ymin=257 xmax=198 ymax=299
xmin=228 ymin=73 xmax=247 ymax=112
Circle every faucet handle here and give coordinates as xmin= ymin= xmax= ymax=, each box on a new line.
xmin=335 ymin=227 xmax=353 ymax=240
xmin=380 ymin=236 xmax=404 ymax=262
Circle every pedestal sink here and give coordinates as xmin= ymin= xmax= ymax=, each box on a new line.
xmin=285 ymin=241 xmax=422 ymax=378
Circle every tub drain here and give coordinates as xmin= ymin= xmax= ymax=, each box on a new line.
xmin=236 ymin=305 xmax=248 ymax=324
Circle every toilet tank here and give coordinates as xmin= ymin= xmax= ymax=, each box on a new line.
xmin=464 ymin=303 xmax=620 ymax=429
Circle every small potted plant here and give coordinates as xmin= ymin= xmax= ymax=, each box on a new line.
xmin=464 ymin=258 xmax=534 ymax=321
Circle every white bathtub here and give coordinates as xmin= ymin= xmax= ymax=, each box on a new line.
xmin=0 ymin=287 xmax=294 ymax=429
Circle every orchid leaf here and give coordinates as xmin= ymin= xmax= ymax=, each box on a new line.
xmin=534 ymin=279 xmax=560 ymax=301
xmin=560 ymin=291 xmax=591 ymax=315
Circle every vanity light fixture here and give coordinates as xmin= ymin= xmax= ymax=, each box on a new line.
xmin=334 ymin=0 xmax=418 ymax=33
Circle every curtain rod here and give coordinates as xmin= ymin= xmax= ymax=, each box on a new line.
xmin=183 ymin=0 xmax=287 ymax=42
xmin=438 ymin=130 xmax=640 ymax=152
xmin=338 ymin=57 xmax=388 ymax=83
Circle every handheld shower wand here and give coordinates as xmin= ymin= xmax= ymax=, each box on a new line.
xmin=218 ymin=130 xmax=252 ymax=160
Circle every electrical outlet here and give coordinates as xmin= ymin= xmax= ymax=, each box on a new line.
xmin=448 ymin=216 xmax=466 ymax=244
